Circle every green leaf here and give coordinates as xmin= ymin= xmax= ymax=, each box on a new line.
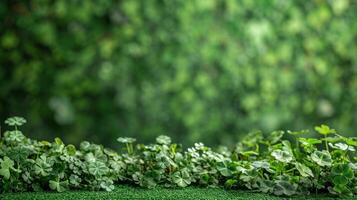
xmin=117 ymin=137 xmax=136 ymax=144
xmin=329 ymin=143 xmax=355 ymax=151
xmin=49 ymin=179 xmax=69 ymax=192
xmin=267 ymin=131 xmax=284 ymax=144
xmin=100 ymin=179 xmax=115 ymax=191
xmin=331 ymin=163 xmax=354 ymax=180
xmin=34 ymin=155 xmax=53 ymax=176
xmin=315 ymin=125 xmax=336 ymax=135
xmin=271 ymin=149 xmax=293 ymax=163
xmin=156 ymin=135 xmax=171 ymax=145
xmin=0 ymin=167 xmax=10 ymax=180
xmin=80 ymin=141 xmax=91 ymax=151
xmin=173 ymin=175 xmax=190 ymax=187
xmin=4 ymin=130 xmax=25 ymax=143
xmin=323 ymin=136 xmax=343 ymax=143
xmin=299 ymin=138 xmax=322 ymax=145
xmin=252 ymin=161 xmax=270 ymax=170
xmin=344 ymin=138 xmax=357 ymax=147
xmin=88 ymin=161 xmax=109 ymax=176
xmin=332 ymin=176 xmax=349 ymax=186
xmin=0 ymin=156 xmax=14 ymax=179
xmin=295 ymin=162 xmax=314 ymax=177
xmin=4 ymin=116 xmax=27 ymax=127
xmin=217 ymin=161 xmax=232 ymax=177
xmin=65 ymin=144 xmax=77 ymax=156
xmin=310 ymin=150 xmax=332 ymax=167
xmin=274 ymin=180 xmax=298 ymax=196
xmin=69 ymin=175 xmax=81 ymax=187
xmin=241 ymin=131 xmax=263 ymax=147
xmin=287 ymin=129 xmax=309 ymax=135
xmin=225 ymin=179 xmax=237 ymax=188
xmin=172 ymin=169 xmax=191 ymax=187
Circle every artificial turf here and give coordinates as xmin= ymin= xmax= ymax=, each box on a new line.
xmin=0 ymin=185 xmax=354 ymax=200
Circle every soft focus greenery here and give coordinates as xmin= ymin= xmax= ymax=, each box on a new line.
xmin=0 ymin=0 xmax=356 ymax=146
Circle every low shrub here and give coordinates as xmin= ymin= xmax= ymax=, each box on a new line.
xmin=0 ymin=117 xmax=356 ymax=197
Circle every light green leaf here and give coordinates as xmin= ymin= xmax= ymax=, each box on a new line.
xmin=0 ymin=156 xmax=14 ymax=179
xmin=271 ymin=149 xmax=293 ymax=163
xmin=49 ymin=180 xmax=68 ymax=192
xmin=295 ymin=162 xmax=314 ymax=177
xmin=310 ymin=150 xmax=332 ymax=167
xmin=156 ymin=135 xmax=171 ymax=145
xmin=88 ymin=161 xmax=109 ymax=176
xmin=267 ymin=131 xmax=284 ymax=144
xmin=5 ymin=116 xmax=27 ymax=126
xmin=117 ymin=137 xmax=136 ymax=144
xmin=315 ymin=125 xmax=336 ymax=135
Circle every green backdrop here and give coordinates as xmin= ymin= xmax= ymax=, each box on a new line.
xmin=0 ymin=0 xmax=356 ymax=147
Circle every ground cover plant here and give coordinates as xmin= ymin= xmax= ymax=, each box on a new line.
xmin=0 ymin=117 xmax=356 ymax=197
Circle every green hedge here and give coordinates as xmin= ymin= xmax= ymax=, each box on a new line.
xmin=0 ymin=1 xmax=356 ymax=146
xmin=0 ymin=117 xmax=356 ymax=197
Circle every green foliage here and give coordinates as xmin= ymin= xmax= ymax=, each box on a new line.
xmin=0 ymin=0 xmax=356 ymax=147
xmin=311 ymin=150 xmax=332 ymax=167
xmin=0 ymin=157 xmax=15 ymax=179
xmin=1 ymin=117 xmax=356 ymax=197
xmin=315 ymin=125 xmax=336 ymax=135
xmin=4 ymin=117 xmax=26 ymax=127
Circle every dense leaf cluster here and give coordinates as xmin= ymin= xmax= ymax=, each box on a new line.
xmin=0 ymin=117 xmax=356 ymax=197
xmin=1 ymin=1 xmax=356 ymax=146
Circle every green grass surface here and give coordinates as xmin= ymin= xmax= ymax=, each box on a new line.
xmin=0 ymin=185 xmax=354 ymax=200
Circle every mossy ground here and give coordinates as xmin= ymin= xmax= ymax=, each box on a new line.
xmin=0 ymin=185 xmax=353 ymax=200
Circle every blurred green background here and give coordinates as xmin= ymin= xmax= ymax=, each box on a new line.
xmin=0 ymin=0 xmax=356 ymax=148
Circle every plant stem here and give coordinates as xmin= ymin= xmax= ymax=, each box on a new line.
xmin=130 ymin=143 xmax=134 ymax=155
xmin=126 ymin=143 xmax=131 ymax=154
xmin=325 ymin=135 xmax=329 ymax=152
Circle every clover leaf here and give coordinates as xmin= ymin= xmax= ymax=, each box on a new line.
xmin=241 ymin=131 xmax=263 ymax=147
xmin=295 ymin=162 xmax=314 ymax=177
xmin=117 ymin=137 xmax=136 ymax=143
xmin=267 ymin=131 xmax=284 ymax=144
xmin=298 ymin=138 xmax=321 ymax=153
xmin=65 ymin=144 xmax=77 ymax=156
xmin=315 ymin=125 xmax=336 ymax=135
xmin=80 ymin=141 xmax=91 ymax=151
xmin=156 ymin=135 xmax=171 ymax=145
xmin=225 ymin=179 xmax=238 ymax=189
xmin=329 ymin=143 xmax=355 ymax=151
xmin=217 ymin=161 xmax=232 ymax=177
xmin=271 ymin=149 xmax=293 ymax=163
xmin=274 ymin=180 xmax=298 ymax=196
xmin=100 ymin=179 xmax=115 ymax=191
xmin=34 ymin=155 xmax=53 ymax=176
xmin=344 ymin=138 xmax=357 ymax=147
xmin=69 ymin=175 xmax=81 ymax=187
xmin=172 ymin=169 xmax=191 ymax=187
xmin=49 ymin=179 xmax=69 ymax=192
xmin=252 ymin=160 xmax=270 ymax=170
xmin=331 ymin=163 xmax=354 ymax=185
xmin=0 ymin=156 xmax=15 ymax=179
xmin=311 ymin=150 xmax=332 ymax=167
xmin=4 ymin=130 xmax=25 ymax=143
xmin=298 ymin=138 xmax=322 ymax=145
xmin=88 ymin=161 xmax=109 ymax=176
xmin=5 ymin=116 xmax=27 ymax=127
